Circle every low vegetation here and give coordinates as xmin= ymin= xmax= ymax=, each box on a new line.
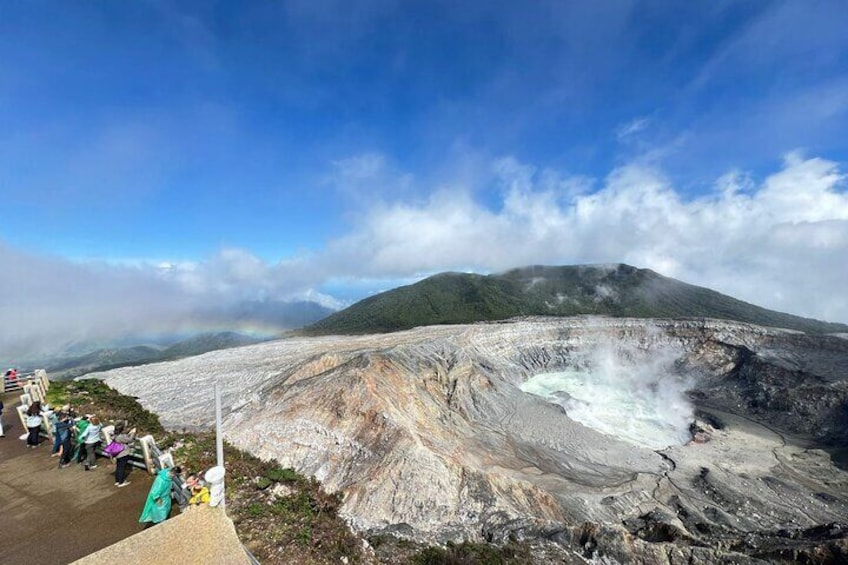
xmin=161 ymin=431 xmax=363 ymax=563
xmin=45 ymin=378 xmax=164 ymax=435
xmin=46 ymin=378 xmax=539 ymax=564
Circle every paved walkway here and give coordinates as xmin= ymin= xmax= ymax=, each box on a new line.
xmin=0 ymin=392 xmax=156 ymax=565
xmin=73 ymin=504 xmax=251 ymax=565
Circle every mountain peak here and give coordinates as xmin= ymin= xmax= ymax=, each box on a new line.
xmin=305 ymin=264 xmax=847 ymax=336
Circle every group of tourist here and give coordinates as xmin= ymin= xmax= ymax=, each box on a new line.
xmin=23 ymin=401 xmax=128 ymax=479
xmin=13 ymin=397 xmax=211 ymax=526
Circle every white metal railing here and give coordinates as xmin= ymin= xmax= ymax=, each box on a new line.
xmin=9 ymin=370 xmax=159 ymax=472
xmin=3 ymin=370 xmax=32 ymax=393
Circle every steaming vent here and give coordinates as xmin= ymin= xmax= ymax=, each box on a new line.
xmin=520 ymin=340 xmax=694 ymax=450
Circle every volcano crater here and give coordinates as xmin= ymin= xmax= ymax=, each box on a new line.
xmin=94 ymin=317 xmax=848 ymax=563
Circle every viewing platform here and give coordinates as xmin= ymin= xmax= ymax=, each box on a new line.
xmin=0 ymin=390 xmax=156 ymax=564
xmin=1 ymin=378 xmax=252 ymax=565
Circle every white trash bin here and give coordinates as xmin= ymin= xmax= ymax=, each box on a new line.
xmin=205 ymin=465 xmax=226 ymax=507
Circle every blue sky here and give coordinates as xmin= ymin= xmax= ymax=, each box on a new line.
xmin=2 ymin=1 xmax=848 ymax=354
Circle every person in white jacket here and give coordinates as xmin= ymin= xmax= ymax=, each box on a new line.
xmin=81 ymin=416 xmax=103 ymax=470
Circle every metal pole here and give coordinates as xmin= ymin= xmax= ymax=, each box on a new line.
xmin=215 ymin=381 xmax=224 ymax=467
xmin=215 ymin=381 xmax=226 ymax=511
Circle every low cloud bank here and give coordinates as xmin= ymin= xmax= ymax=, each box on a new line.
xmin=0 ymin=244 xmax=197 ymax=359
xmin=0 ymin=246 xmax=336 ymax=360
xmin=2 ymin=152 xmax=846 ymax=359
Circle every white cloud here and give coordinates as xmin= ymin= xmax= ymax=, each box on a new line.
xmin=690 ymin=1 xmax=848 ymax=92
xmin=616 ymin=116 xmax=651 ymax=141
xmin=0 ymin=244 xmax=199 ymax=359
xmin=316 ymin=152 xmax=848 ymax=323
xmin=2 ymin=152 xmax=846 ymax=360
xmin=0 ymin=246 xmax=335 ymax=359
xmin=327 ymin=152 xmax=414 ymax=202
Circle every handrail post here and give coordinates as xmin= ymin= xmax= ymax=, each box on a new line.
xmin=213 ymin=381 xmax=226 ymax=512
xmin=215 ymin=381 xmax=224 ymax=471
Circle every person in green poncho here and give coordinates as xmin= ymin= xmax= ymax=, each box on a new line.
xmin=139 ymin=466 xmax=182 ymax=525
xmin=73 ymin=416 xmax=89 ymax=463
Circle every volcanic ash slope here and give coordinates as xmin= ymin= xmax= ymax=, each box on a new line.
xmin=93 ymin=318 xmax=848 ymax=560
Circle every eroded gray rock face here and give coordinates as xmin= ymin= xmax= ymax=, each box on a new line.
xmin=92 ymin=317 xmax=848 ymax=563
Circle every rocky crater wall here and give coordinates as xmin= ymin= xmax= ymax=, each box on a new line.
xmin=92 ymin=317 xmax=848 ymax=563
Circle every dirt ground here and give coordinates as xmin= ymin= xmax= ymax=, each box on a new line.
xmin=0 ymin=392 xmax=156 ymax=565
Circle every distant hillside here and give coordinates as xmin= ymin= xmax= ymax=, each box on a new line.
xmin=47 ymin=345 xmax=162 ymax=374
xmin=47 ymin=331 xmax=268 ymax=380
xmin=304 ymin=264 xmax=848 ymax=336
xmin=207 ymin=299 xmax=335 ymax=329
xmin=34 ymin=298 xmax=334 ymax=379
xmin=158 ymin=331 xmax=262 ymax=359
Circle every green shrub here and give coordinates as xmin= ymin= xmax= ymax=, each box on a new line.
xmin=297 ymin=525 xmax=312 ymax=546
xmin=411 ymin=540 xmax=527 ymax=565
xmin=266 ymin=467 xmax=299 ymax=483
xmin=247 ymin=503 xmax=266 ymax=517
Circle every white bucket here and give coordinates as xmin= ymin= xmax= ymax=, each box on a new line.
xmin=204 ymin=465 xmax=226 ymax=507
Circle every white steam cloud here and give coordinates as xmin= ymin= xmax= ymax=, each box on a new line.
xmin=521 ymin=337 xmax=693 ymax=450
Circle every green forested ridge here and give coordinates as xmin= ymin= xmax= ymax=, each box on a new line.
xmin=304 ymin=264 xmax=848 ymax=335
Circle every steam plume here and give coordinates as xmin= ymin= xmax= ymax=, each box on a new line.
xmin=521 ymin=332 xmax=693 ymax=449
